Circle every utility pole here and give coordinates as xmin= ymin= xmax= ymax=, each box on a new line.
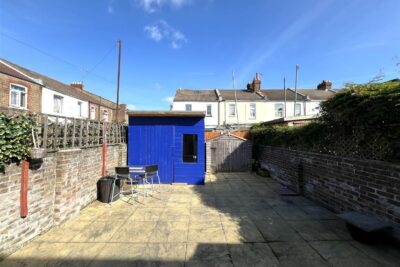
xmin=284 ymin=77 xmax=287 ymax=118
xmin=232 ymin=70 xmax=239 ymax=127
xmin=294 ymin=64 xmax=299 ymax=116
xmin=116 ymin=40 xmax=122 ymax=122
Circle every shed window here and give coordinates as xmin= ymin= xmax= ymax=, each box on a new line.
xmin=206 ymin=104 xmax=212 ymax=116
xmin=185 ymin=104 xmax=192 ymax=111
xmin=183 ymin=134 xmax=198 ymax=163
xmin=10 ymin=84 xmax=27 ymax=109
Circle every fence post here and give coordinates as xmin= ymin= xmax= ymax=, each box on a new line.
xmin=79 ymin=119 xmax=83 ymax=147
xmin=42 ymin=115 xmax=48 ymax=149
xmin=72 ymin=118 xmax=76 ymax=148
xmin=54 ymin=116 xmax=59 ymax=149
xmin=63 ymin=117 xmax=68 ymax=149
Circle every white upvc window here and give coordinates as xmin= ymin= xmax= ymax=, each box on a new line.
xmin=295 ymin=103 xmax=301 ymax=116
xmin=9 ymin=83 xmax=27 ymax=109
xmin=77 ymin=101 xmax=83 ymax=117
xmin=90 ymin=106 xmax=96 ymax=120
xmin=206 ymin=104 xmax=212 ymax=117
xmin=249 ymin=103 xmax=256 ymax=119
xmin=275 ymin=103 xmax=284 ymax=117
xmin=229 ymin=104 xmax=236 ymax=116
xmin=53 ymin=95 xmax=63 ymax=114
xmin=103 ymin=110 xmax=109 ymax=121
xmin=185 ymin=104 xmax=192 ymax=111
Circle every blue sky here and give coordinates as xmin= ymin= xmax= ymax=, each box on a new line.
xmin=1 ymin=0 xmax=400 ymax=110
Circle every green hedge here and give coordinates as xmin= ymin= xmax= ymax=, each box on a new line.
xmin=0 ymin=112 xmax=36 ymax=169
xmin=251 ymin=80 xmax=400 ymax=162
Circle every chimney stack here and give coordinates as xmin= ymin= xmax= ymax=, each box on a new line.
xmin=71 ymin=81 xmax=84 ymax=91
xmin=317 ymin=80 xmax=332 ymax=91
xmin=247 ymin=73 xmax=262 ymax=92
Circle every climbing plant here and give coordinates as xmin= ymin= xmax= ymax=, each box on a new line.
xmin=0 ymin=112 xmax=36 ymax=170
xmin=251 ymin=80 xmax=400 ymax=162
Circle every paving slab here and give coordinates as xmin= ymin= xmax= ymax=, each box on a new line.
xmin=2 ymin=172 xmax=400 ymax=267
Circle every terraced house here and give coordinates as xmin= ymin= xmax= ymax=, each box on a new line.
xmin=172 ymin=73 xmax=338 ymax=130
xmin=0 ymin=58 xmax=127 ymax=122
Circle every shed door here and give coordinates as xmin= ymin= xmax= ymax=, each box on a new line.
xmin=128 ymin=125 xmax=174 ymax=184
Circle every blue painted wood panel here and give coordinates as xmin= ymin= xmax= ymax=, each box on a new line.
xmin=128 ymin=116 xmax=205 ymax=185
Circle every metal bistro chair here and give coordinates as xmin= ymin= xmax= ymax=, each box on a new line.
xmin=129 ymin=165 xmax=162 ymax=199
xmin=110 ymin=167 xmax=138 ymax=203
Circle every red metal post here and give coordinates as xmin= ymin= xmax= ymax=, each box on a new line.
xmin=102 ymin=122 xmax=107 ymax=176
xmin=20 ymin=160 xmax=29 ymax=218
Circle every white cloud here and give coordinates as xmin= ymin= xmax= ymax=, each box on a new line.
xmin=136 ymin=0 xmax=191 ymax=13
xmin=162 ymin=96 xmax=174 ymax=103
xmin=127 ymin=104 xmax=139 ymax=110
xmin=144 ymin=20 xmax=188 ymax=48
xmin=144 ymin=25 xmax=163 ymax=41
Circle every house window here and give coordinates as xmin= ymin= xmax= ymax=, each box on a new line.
xmin=183 ymin=134 xmax=198 ymax=163
xmin=295 ymin=103 xmax=301 ymax=116
xmin=206 ymin=104 xmax=212 ymax=116
xmin=90 ymin=106 xmax=96 ymax=120
xmin=249 ymin=103 xmax=256 ymax=119
xmin=9 ymin=84 xmax=27 ymax=109
xmin=77 ymin=101 xmax=82 ymax=117
xmin=229 ymin=104 xmax=236 ymax=116
xmin=103 ymin=110 xmax=109 ymax=121
xmin=185 ymin=104 xmax=192 ymax=111
xmin=53 ymin=95 xmax=63 ymax=114
xmin=275 ymin=103 xmax=283 ymax=117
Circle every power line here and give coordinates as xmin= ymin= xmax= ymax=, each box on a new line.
xmin=82 ymin=44 xmax=116 ymax=80
xmin=0 ymin=31 xmax=114 ymax=84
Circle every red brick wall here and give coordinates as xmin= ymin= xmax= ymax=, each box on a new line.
xmin=0 ymin=144 xmax=126 ymax=258
xmin=0 ymin=73 xmax=41 ymax=113
xmin=257 ymin=145 xmax=400 ymax=227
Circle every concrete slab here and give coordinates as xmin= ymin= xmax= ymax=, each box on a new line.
xmin=2 ymin=172 xmax=400 ymax=267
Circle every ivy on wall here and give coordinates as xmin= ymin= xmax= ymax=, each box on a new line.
xmin=251 ymin=80 xmax=400 ymax=162
xmin=0 ymin=112 xmax=36 ymax=169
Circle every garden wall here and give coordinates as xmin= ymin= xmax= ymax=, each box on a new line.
xmin=0 ymin=144 xmax=126 ymax=258
xmin=257 ymin=145 xmax=400 ymax=227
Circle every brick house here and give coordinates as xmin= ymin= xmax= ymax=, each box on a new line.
xmin=0 ymin=62 xmax=42 ymax=113
xmin=0 ymin=58 xmax=127 ymax=122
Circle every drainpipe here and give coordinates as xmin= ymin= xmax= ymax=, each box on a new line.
xmin=20 ymin=160 xmax=29 ymax=218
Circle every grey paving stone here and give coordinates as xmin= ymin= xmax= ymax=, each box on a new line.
xmin=287 ymin=220 xmax=341 ymax=241
xmin=254 ymin=218 xmax=302 ymax=241
xmin=228 ymin=243 xmax=280 ymax=267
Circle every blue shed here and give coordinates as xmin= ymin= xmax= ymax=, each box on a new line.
xmin=128 ymin=111 xmax=205 ymax=185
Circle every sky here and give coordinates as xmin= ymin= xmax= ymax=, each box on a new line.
xmin=1 ymin=0 xmax=400 ymax=110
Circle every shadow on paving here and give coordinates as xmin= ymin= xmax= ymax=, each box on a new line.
xmin=1 ymin=173 xmax=400 ymax=266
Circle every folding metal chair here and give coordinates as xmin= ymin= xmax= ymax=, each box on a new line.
xmin=110 ymin=167 xmax=137 ymax=203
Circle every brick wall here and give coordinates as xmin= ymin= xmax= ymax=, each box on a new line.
xmin=0 ymin=144 xmax=126 ymax=258
xmin=0 ymin=73 xmax=41 ymax=113
xmin=257 ymin=145 xmax=400 ymax=227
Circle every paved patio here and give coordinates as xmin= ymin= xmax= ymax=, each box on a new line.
xmin=1 ymin=173 xmax=400 ymax=267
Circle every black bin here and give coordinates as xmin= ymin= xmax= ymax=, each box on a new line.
xmin=97 ymin=176 xmax=120 ymax=203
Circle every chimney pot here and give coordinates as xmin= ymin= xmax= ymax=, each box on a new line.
xmin=71 ymin=82 xmax=84 ymax=91
xmin=317 ymin=80 xmax=332 ymax=90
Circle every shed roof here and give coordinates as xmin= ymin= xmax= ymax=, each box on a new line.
xmin=128 ymin=110 xmax=205 ymax=117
